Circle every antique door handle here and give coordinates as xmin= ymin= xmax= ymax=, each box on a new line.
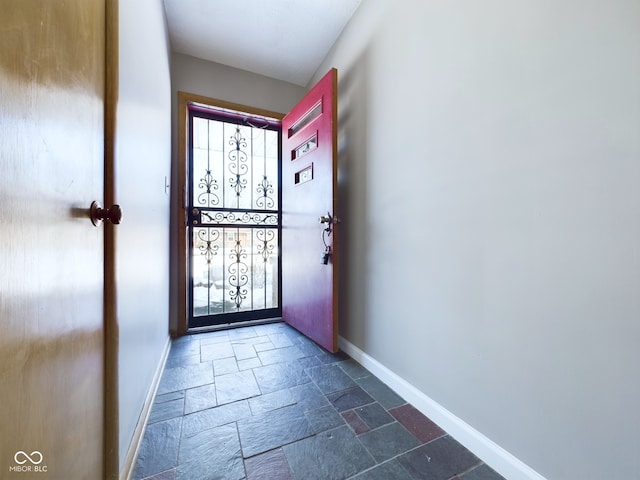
xmin=90 ymin=201 xmax=122 ymax=226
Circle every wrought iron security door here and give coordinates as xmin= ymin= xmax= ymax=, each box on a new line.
xmin=188 ymin=109 xmax=281 ymax=328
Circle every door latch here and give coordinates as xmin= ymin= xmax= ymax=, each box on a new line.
xmin=321 ymin=246 xmax=331 ymax=265
xmin=320 ymin=212 xmax=334 ymax=265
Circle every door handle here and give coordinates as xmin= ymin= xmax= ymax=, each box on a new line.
xmin=319 ymin=214 xmax=332 ymax=224
xmin=320 ymin=212 xmax=335 ymax=265
xmin=90 ymin=201 xmax=122 ymax=226
xmin=319 ymin=213 xmax=341 ymax=225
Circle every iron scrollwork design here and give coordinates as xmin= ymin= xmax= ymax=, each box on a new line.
xmin=228 ymin=126 xmax=248 ymax=197
xmin=256 ymin=229 xmax=276 ymax=263
xmin=196 ymin=228 xmax=220 ymax=265
xmin=256 ymin=175 xmax=274 ymax=209
xmin=200 ymin=210 xmax=278 ymax=226
xmin=228 ymin=240 xmax=249 ymax=310
xmin=198 ymin=169 xmax=219 ymax=207
xmin=191 ymin=116 xmax=280 ymax=318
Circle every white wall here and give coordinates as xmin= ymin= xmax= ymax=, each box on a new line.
xmin=168 ymin=54 xmax=305 ymax=333
xmin=117 ymin=0 xmax=172 ymax=469
xmin=314 ymin=0 xmax=640 ymax=479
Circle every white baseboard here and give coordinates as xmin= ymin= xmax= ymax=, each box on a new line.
xmin=120 ymin=336 xmax=172 ymax=480
xmin=338 ymin=336 xmax=547 ymax=480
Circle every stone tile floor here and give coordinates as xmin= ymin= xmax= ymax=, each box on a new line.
xmin=133 ymin=322 xmax=505 ymax=480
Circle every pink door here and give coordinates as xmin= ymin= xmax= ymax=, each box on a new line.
xmin=282 ymin=69 xmax=339 ymax=352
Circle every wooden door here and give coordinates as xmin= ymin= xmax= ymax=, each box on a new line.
xmin=282 ymin=69 xmax=339 ymax=352
xmin=0 ymin=1 xmax=106 ymax=478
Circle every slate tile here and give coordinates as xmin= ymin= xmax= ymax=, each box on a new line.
xmin=457 ymin=463 xmax=505 ymax=480
xmin=237 ymin=404 xmax=314 ymax=458
xmin=296 ymin=341 xmax=325 ymax=357
xmin=240 ymin=336 xmax=270 ymax=348
xmin=155 ymin=391 xmax=185 ymax=404
xmin=141 ymin=469 xmax=176 ymax=480
xmin=389 ymin=403 xmax=446 ymax=443
xmin=232 ymin=341 xmax=258 ymax=360
xmin=184 ymin=383 xmax=217 ymax=415
xmin=233 ymin=334 xmax=275 ymax=346
xmin=133 ymin=417 xmax=181 ymax=479
xmin=213 ymin=357 xmax=239 ymax=376
xmin=355 ymin=402 xmax=394 ymax=429
xmin=169 ymin=339 xmax=200 ymax=358
xmin=201 ymin=341 xmax=234 ymax=361
xmin=289 ymin=382 xmax=330 ymax=412
xmin=245 ymin=448 xmax=293 ymax=480
xmin=197 ymin=330 xmax=230 ymax=345
xmin=176 ymin=423 xmax=244 ymax=480
xmin=283 ymin=425 xmax=375 ymax=480
xmin=253 ymin=362 xmax=310 ymax=394
xmin=165 ymin=353 xmax=200 ymax=369
xmin=228 ymin=326 xmax=258 ymax=340
xmin=254 ymin=322 xmax=289 ymax=335
xmin=326 ymin=386 xmax=374 ymax=412
xmin=157 ymin=362 xmax=213 ymax=395
xmin=182 ymin=400 xmax=251 ymax=438
xmin=172 ymin=335 xmax=198 ymax=346
xmin=342 ymin=410 xmax=370 ymax=435
xmin=397 ymin=435 xmax=480 ymax=480
xmin=149 ymin=397 xmax=184 ymax=424
xmin=350 ymin=460 xmax=414 ymax=480
xmin=305 ymin=405 xmax=344 ymax=433
xmin=315 ymin=351 xmax=350 ymax=364
xmin=249 ymin=388 xmax=296 ymax=416
xmin=140 ymin=324 xmax=496 ymax=480
xmin=238 ymin=357 xmax=262 ymax=371
xmin=297 ymin=355 xmax=323 ymax=369
xmin=358 ymin=422 xmax=421 ymax=462
xmin=215 ymin=370 xmax=261 ymax=405
xmin=268 ymin=332 xmax=295 ymax=348
xmin=258 ymin=345 xmax=306 ymax=365
xmin=356 ymin=375 xmax=405 ymax=409
xmin=253 ymin=340 xmax=276 ymax=352
xmin=306 ymin=364 xmax=356 ymax=394
xmin=281 ymin=327 xmax=308 ymax=343
xmin=338 ymin=359 xmax=371 ymax=380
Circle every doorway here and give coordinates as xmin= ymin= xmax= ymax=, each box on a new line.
xmin=186 ymin=103 xmax=282 ymax=329
xmin=177 ymin=69 xmax=338 ymax=346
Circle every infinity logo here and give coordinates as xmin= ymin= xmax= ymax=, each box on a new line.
xmin=14 ymin=451 xmax=43 ymax=465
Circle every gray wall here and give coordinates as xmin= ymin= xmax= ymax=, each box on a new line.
xmin=168 ymin=53 xmax=305 ymax=333
xmin=171 ymin=53 xmax=306 ymax=113
xmin=313 ymin=0 xmax=640 ymax=479
xmin=117 ymin=0 xmax=172 ymax=468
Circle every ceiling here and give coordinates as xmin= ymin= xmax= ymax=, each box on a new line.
xmin=163 ymin=0 xmax=362 ymax=87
